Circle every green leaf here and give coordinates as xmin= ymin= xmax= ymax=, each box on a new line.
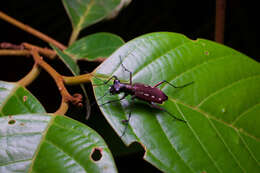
xmin=65 ymin=32 xmax=124 ymax=61
xmin=0 ymin=114 xmax=117 ymax=173
xmin=51 ymin=45 xmax=80 ymax=75
xmin=0 ymin=81 xmax=46 ymax=116
xmin=92 ymin=32 xmax=260 ymax=172
xmin=62 ymin=0 xmax=120 ymax=31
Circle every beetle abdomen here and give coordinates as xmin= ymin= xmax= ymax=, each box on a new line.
xmin=133 ymin=83 xmax=168 ymax=104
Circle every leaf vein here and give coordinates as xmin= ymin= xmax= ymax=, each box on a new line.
xmin=0 ymin=158 xmax=31 ymax=167
xmin=232 ymin=102 xmax=260 ymax=125
xmin=44 ymin=139 xmax=86 ymax=171
xmin=155 ymin=115 xmax=196 ymax=173
xmin=237 ymin=131 xmax=260 ymax=166
xmin=197 ymin=74 xmax=260 ymax=107
xmin=175 ymin=102 xmax=224 ymax=173
xmin=207 ymin=118 xmax=246 ymax=172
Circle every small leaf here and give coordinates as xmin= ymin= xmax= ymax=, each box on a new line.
xmin=65 ymin=32 xmax=124 ymax=61
xmin=92 ymin=32 xmax=260 ymax=172
xmin=62 ymin=0 xmax=120 ymax=31
xmin=0 ymin=114 xmax=117 ymax=173
xmin=51 ymin=45 xmax=80 ymax=75
xmin=0 ymin=81 xmax=46 ymax=116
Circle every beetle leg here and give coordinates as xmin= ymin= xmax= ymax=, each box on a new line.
xmin=120 ymin=95 xmax=135 ymax=137
xmin=119 ymin=56 xmax=133 ymax=85
xmin=99 ymin=93 xmax=128 ymax=106
xmin=104 ymin=75 xmax=119 ymax=85
xmin=150 ymin=102 xmax=186 ymax=122
xmin=120 ymin=110 xmax=131 ymax=138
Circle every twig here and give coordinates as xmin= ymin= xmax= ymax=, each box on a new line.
xmin=0 ymin=42 xmax=56 ymax=59
xmin=22 ymin=43 xmax=56 ymax=59
xmin=18 ymin=63 xmax=41 ymax=86
xmin=0 ymin=11 xmax=67 ymax=50
xmin=0 ymin=42 xmax=24 ymax=49
xmin=31 ymin=49 xmax=83 ymax=114
xmin=0 ymin=49 xmax=30 ymax=56
xmin=54 ymin=98 xmax=69 ymax=115
xmin=215 ymin=0 xmax=226 ymax=43
xmin=63 ymin=73 xmax=93 ymax=85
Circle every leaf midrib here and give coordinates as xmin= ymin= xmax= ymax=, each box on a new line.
xmin=0 ymin=83 xmax=18 ymax=114
xmin=75 ymin=0 xmax=94 ymax=30
xmin=27 ymin=115 xmax=56 ymax=172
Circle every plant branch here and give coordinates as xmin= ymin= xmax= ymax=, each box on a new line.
xmin=63 ymin=73 xmax=93 ymax=85
xmin=18 ymin=63 xmax=41 ymax=86
xmin=215 ymin=0 xmax=226 ymax=43
xmin=31 ymin=49 xmax=83 ymax=114
xmin=54 ymin=98 xmax=70 ymax=115
xmin=0 ymin=11 xmax=67 ymax=50
xmin=22 ymin=43 xmax=56 ymax=59
xmin=0 ymin=49 xmax=30 ymax=56
xmin=0 ymin=42 xmax=56 ymax=59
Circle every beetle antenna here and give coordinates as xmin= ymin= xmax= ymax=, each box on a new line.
xmin=119 ymin=56 xmax=131 ymax=73
xmin=119 ymin=55 xmax=133 ymax=85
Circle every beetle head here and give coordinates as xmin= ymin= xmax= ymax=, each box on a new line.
xmin=109 ymin=79 xmax=121 ymax=95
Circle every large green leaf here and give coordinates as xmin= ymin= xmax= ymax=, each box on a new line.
xmin=92 ymin=32 xmax=260 ymax=172
xmin=0 ymin=114 xmax=117 ymax=173
xmin=62 ymin=0 xmax=120 ymax=31
xmin=65 ymin=32 xmax=124 ymax=61
xmin=0 ymin=81 xmax=46 ymax=116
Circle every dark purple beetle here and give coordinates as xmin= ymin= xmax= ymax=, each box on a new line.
xmin=98 ymin=58 xmax=193 ymax=137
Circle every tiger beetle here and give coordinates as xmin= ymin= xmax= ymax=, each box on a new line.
xmin=96 ymin=56 xmax=194 ymax=137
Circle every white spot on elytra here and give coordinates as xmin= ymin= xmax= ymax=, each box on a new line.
xmin=158 ymin=98 xmax=162 ymax=101
xmin=144 ymin=93 xmax=149 ymax=97
xmin=151 ymin=95 xmax=155 ymax=98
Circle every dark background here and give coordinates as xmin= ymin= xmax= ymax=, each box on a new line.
xmin=0 ymin=0 xmax=259 ymax=172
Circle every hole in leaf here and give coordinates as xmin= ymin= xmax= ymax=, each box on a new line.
xmin=91 ymin=148 xmax=102 ymax=161
xmin=8 ymin=119 xmax=16 ymax=125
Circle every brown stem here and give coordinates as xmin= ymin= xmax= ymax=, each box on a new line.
xmin=0 ymin=42 xmax=24 ymax=49
xmin=0 ymin=11 xmax=67 ymax=50
xmin=31 ymin=49 xmax=83 ymax=114
xmin=22 ymin=43 xmax=56 ymax=59
xmin=0 ymin=49 xmax=30 ymax=56
xmin=215 ymin=0 xmax=226 ymax=43
xmin=0 ymin=42 xmax=56 ymax=59
xmin=18 ymin=63 xmax=41 ymax=86
xmin=54 ymin=98 xmax=69 ymax=115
